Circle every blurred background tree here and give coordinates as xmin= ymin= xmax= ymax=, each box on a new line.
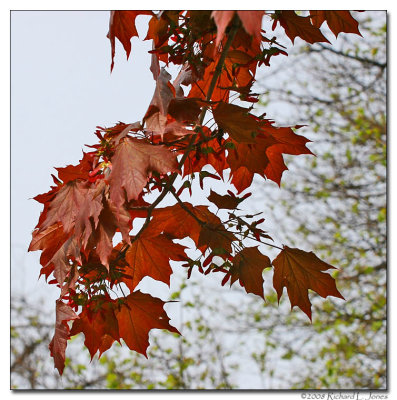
xmin=11 ymin=11 xmax=386 ymax=389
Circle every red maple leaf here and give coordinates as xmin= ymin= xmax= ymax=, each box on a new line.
xmin=272 ymin=246 xmax=345 ymax=320
xmin=310 ymin=10 xmax=361 ymax=38
xmin=122 ymin=232 xmax=187 ymax=290
xmin=108 ymin=137 xmax=178 ymax=208
xmin=70 ymin=297 xmax=120 ymax=360
xmin=115 ymin=291 xmax=180 ymax=356
xmin=276 ymin=11 xmax=330 ymax=44
xmin=226 ymin=246 xmax=271 ymax=298
xmin=108 ymin=10 xmax=154 ymax=71
xmin=49 ymin=300 xmax=79 ymax=375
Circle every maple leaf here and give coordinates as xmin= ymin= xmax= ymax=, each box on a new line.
xmin=226 ymin=125 xmax=313 ymax=188
xmin=207 ymin=189 xmax=241 ymax=210
xmin=70 ymin=298 xmax=120 ymax=360
xmin=40 ymin=180 xmax=90 ymax=235
xmin=272 ymin=246 xmax=345 ymax=320
xmin=87 ymin=198 xmax=132 ymax=268
xmin=143 ymin=67 xmax=185 ymax=138
xmin=74 ymin=180 xmax=106 ymax=249
xmin=227 ymin=247 xmax=271 ymax=298
xmin=229 ymin=166 xmax=254 ymax=194
xmin=49 ymin=300 xmax=79 ymax=375
xmin=108 ymin=137 xmax=178 ymax=208
xmin=47 ymin=236 xmax=81 ymax=289
xmin=55 ymin=152 xmax=96 ymax=184
xmin=213 ymin=102 xmax=261 ymax=143
xmin=183 ymin=131 xmax=227 ymax=177
xmin=122 ymin=232 xmax=187 ymax=290
xmin=211 ymin=11 xmax=235 ymax=48
xmin=115 ymin=291 xmax=180 ymax=356
xmin=149 ymin=203 xmax=235 ymax=253
xmin=108 ymin=10 xmax=153 ymax=71
xmin=276 ymin=11 xmax=330 ymax=44
xmin=167 ymin=98 xmax=205 ymax=123
xmin=29 ymin=223 xmax=69 ymax=271
xmin=236 ymin=11 xmax=264 ymax=43
xmin=310 ymin=10 xmax=361 ymax=38
xmin=149 ymin=202 xmax=203 ymax=245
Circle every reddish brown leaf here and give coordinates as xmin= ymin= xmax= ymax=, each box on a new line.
xmin=149 ymin=202 xmax=203 ymax=245
xmin=167 ymin=98 xmax=205 ymax=123
xmin=272 ymin=246 xmax=345 ymax=320
xmin=211 ymin=10 xmax=235 ymax=48
xmin=236 ymin=11 xmax=264 ymax=43
xmin=310 ymin=10 xmax=361 ymax=37
xmin=276 ymin=11 xmax=330 ymax=44
xmin=198 ymin=221 xmax=236 ymax=254
xmin=207 ymin=189 xmax=241 ymax=210
xmin=87 ymin=198 xmax=132 ymax=268
xmin=263 ymin=126 xmax=313 ymax=185
xmin=49 ymin=300 xmax=79 ymax=375
xmin=183 ymin=132 xmax=227 ymax=177
xmin=188 ymin=44 xmax=231 ymax=102
xmin=229 ymin=166 xmax=254 ymax=194
xmin=213 ymin=102 xmax=261 ymax=143
xmin=48 ymin=236 xmax=81 ymax=288
xmin=229 ymin=247 xmax=271 ymax=298
xmin=74 ymin=180 xmax=106 ymax=248
xmin=108 ymin=137 xmax=178 ymax=208
xmin=55 ymin=152 xmax=96 ymax=184
xmin=227 ymin=125 xmax=313 ymax=187
xmin=149 ymin=203 xmax=235 ymax=253
xmin=115 ymin=291 xmax=180 ymax=356
xmin=29 ymin=223 xmax=69 ymax=270
xmin=123 ymin=232 xmax=187 ymax=290
xmin=108 ymin=10 xmax=153 ymax=71
xmin=40 ymin=180 xmax=90 ymax=235
xmin=70 ymin=298 xmax=120 ymax=360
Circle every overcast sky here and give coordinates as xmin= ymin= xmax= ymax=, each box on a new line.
xmin=11 ymin=11 xmax=159 ymax=299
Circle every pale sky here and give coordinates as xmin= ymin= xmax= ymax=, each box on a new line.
xmin=11 ymin=11 xmax=157 ymax=298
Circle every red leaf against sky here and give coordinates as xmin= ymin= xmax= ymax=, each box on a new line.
xmin=310 ymin=10 xmax=361 ymax=38
xmin=29 ymin=223 xmax=69 ymax=272
xmin=115 ymin=291 xmax=180 ymax=356
xmin=226 ymin=125 xmax=313 ymax=189
xmin=49 ymin=300 xmax=79 ymax=375
xmin=108 ymin=137 xmax=178 ymax=208
xmin=143 ymin=68 xmax=176 ymax=137
xmin=272 ymin=246 xmax=345 ymax=320
xmin=55 ymin=152 xmax=96 ymax=184
xmin=276 ymin=11 xmax=330 ymax=44
xmin=108 ymin=10 xmax=153 ymax=71
xmin=207 ymin=189 xmax=241 ymax=210
xmin=227 ymin=247 xmax=271 ymax=298
xmin=122 ymin=232 xmax=187 ymax=290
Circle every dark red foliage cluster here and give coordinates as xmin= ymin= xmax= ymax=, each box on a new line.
xmin=29 ymin=10 xmax=360 ymax=374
